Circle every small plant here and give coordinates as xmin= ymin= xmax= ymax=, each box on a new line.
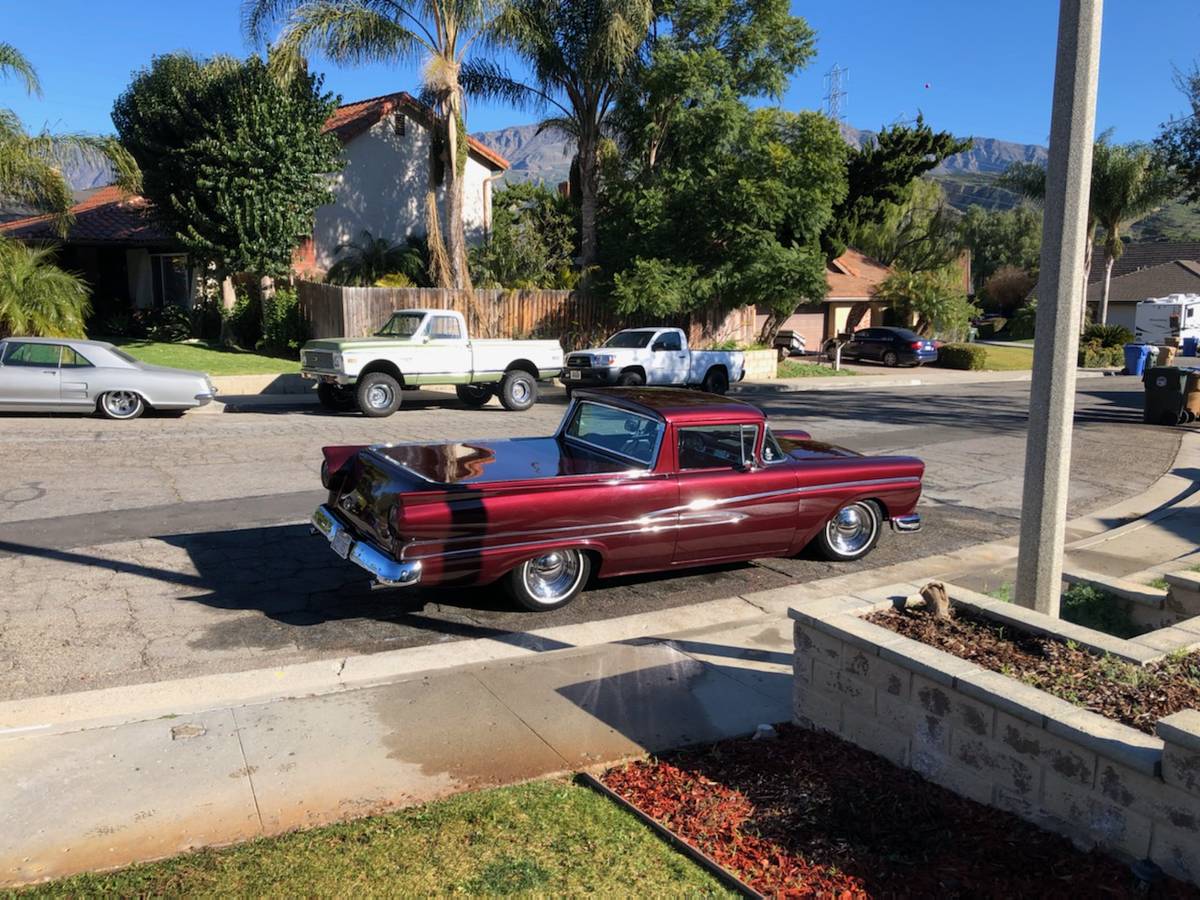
xmin=1059 ymin=583 xmax=1140 ymax=638
xmin=1082 ymin=322 xmax=1134 ymax=348
xmin=988 ymin=583 xmax=1014 ymax=604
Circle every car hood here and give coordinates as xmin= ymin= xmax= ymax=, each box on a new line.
xmin=304 ymin=337 xmax=421 ymax=352
xmin=777 ymin=436 xmax=862 ymax=460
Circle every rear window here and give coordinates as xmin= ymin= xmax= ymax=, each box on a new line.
xmin=564 ymin=401 xmax=663 ymax=466
xmin=890 ymin=329 xmax=921 ymax=342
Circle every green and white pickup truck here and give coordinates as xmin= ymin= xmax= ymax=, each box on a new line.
xmin=300 ymin=309 xmax=564 ymax=417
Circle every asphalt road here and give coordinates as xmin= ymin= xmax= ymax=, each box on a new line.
xmin=0 ymin=377 xmax=1182 ymax=701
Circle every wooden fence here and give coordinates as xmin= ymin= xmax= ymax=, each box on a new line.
xmin=297 ymin=281 xmax=756 ymax=351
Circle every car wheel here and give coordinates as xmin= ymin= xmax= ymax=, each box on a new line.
xmin=317 ymin=382 xmax=357 ymax=412
xmin=455 ymin=383 xmax=494 ymax=408
xmin=98 ymin=390 xmax=145 ymax=421
xmin=499 ymin=370 xmax=538 ymax=411
xmin=882 ymin=350 xmax=900 ymax=368
xmin=506 ymin=549 xmax=591 ymax=611
xmin=616 ymin=371 xmax=644 ymax=387
xmin=814 ymin=500 xmax=882 ymax=561
xmin=701 ymin=367 xmax=729 ymax=395
xmin=356 ymin=372 xmax=403 ymax=417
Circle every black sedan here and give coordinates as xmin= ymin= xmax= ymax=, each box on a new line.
xmin=839 ymin=327 xmax=938 ymax=367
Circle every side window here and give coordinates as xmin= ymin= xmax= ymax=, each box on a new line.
xmin=656 ymin=332 xmax=682 ymax=351
xmin=678 ymin=424 xmax=759 ymax=471
xmin=428 ymin=316 xmax=463 ymax=340
xmin=3 ymin=342 xmax=62 ymax=367
xmin=762 ymin=428 xmax=786 ymax=464
xmin=61 ymin=347 xmax=93 ymax=369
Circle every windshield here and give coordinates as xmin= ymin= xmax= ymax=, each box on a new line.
xmin=563 ymin=401 xmax=663 ymax=467
xmin=604 ymin=330 xmax=655 ymax=349
xmin=376 ymin=312 xmax=426 ymax=338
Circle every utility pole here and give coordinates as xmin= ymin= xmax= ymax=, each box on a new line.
xmin=1015 ymin=0 xmax=1103 ymax=616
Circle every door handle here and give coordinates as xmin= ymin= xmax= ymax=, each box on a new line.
xmin=42 ymin=370 xmax=57 ymax=375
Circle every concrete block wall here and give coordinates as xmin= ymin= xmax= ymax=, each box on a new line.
xmin=791 ymin=590 xmax=1200 ymax=885
xmin=741 ymin=349 xmax=778 ymax=381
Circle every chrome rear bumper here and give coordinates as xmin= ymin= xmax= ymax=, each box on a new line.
xmin=311 ymin=504 xmax=422 ymax=586
xmin=890 ymin=514 xmax=922 ymax=533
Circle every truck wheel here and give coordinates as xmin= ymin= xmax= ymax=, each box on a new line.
xmin=506 ymin=549 xmax=591 ymax=611
xmin=356 ymin=372 xmax=402 ymax=417
xmin=701 ymin=368 xmax=729 ymax=395
xmin=455 ymin=384 xmax=494 ymax=408
xmin=317 ymin=382 xmax=357 ymax=412
xmin=616 ymin=371 xmax=644 ymax=387
xmin=813 ymin=500 xmax=881 ymax=561
xmin=499 ymin=370 xmax=537 ymax=411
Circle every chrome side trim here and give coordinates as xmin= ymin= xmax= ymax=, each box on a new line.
xmin=890 ymin=513 xmax=922 ymax=533
xmin=312 ymin=505 xmax=422 ymax=586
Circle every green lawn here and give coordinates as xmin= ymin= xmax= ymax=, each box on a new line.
xmin=95 ymin=337 xmax=300 ymax=377
xmin=777 ymin=359 xmax=856 ymax=378
xmin=21 ymin=780 xmax=731 ymax=897
xmin=976 ymin=344 xmax=1034 ymax=371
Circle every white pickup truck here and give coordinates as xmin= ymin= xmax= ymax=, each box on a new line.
xmin=300 ymin=309 xmax=563 ymax=417
xmin=562 ymin=327 xmax=745 ymax=394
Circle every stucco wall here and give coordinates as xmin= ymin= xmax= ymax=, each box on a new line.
xmin=313 ymin=115 xmax=495 ymax=271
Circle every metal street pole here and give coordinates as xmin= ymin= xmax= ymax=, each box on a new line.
xmin=1015 ymin=0 xmax=1103 ymax=615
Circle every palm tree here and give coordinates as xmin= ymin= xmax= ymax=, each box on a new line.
xmin=462 ymin=0 xmax=652 ymax=271
xmin=0 ymin=237 xmax=91 ymax=337
xmin=1002 ymin=135 xmax=1180 ymax=326
xmin=244 ymin=0 xmax=502 ymax=291
xmin=326 ymin=229 xmax=428 ymax=285
xmin=0 ymin=41 xmax=140 ymax=234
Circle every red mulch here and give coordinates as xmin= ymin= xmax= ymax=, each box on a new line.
xmin=865 ymin=606 xmax=1200 ymax=735
xmin=602 ymin=724 xmax=1197 ymax=898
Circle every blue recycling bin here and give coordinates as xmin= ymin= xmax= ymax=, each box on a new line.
xmin=1124 ymin=343 xmax=1153 ymax=377
xmin=1184 ymin=337 xmax=1198 ymax=357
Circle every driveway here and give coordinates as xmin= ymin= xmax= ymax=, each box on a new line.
xmin=0 ymin=378 xmax=1180 ymax=701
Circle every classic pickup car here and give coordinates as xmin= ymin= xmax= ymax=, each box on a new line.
xmin=563 ymin=328 xmax=745 ymax=394
xmin=300 ymin=309 xmax=563 ymax=417
xmin=312 ymin=388 xmax=924 ymax=611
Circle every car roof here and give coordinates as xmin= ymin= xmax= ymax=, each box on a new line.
xmin=572 ymin=387 xmax=765 ymax=426
xmin=1 ymin=336 xmax=114 ymax=349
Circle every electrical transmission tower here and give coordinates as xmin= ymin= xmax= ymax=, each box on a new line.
xmin=823 ymin=64 xmax=848 ymax=121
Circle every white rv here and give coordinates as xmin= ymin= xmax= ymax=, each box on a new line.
xmin=1133 ymin=294 xmax=1200 ymax=345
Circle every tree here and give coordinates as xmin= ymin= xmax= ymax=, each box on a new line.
xmin=470 ymin=181 xmax=577 ymax=288
xmin=981 ymin=265 xmax=1037 ymax=315
xmin=463 ymin=0 xmax=651 ymax=272
xmin=1157 ymin=62 xmax=1200 ymax=204
xmin=1003 ymin=135 xmax=1178 ymax=325
xmin=873 ymin=264 xmax=974 ymax=340
xmin=326 ymin=230 xmax=429 ymax=286
xmin=0 ymin=42 xmax=138 ymax=234
xmin=823 ymin=116 xmax=971 ymax=262
xmin=0 ymin=237 xmax=90 ymax=337
xmin=846 ymin=177 xmax=962 ymax=273
xmin=958 ymin=204 xmax=1042 ymax=286
xmin=246 ymin=0 xmax=502 ymax=291
xmin=112 ymin=53 xmax=342 ymax=294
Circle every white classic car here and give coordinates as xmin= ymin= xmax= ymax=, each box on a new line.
xmin=562 ymin=327 xmax=745 ymax=394
xmin=300 ymin=309 xmax=563 ymax=417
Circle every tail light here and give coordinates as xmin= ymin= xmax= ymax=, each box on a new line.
xmin=320 ymin=444 xmax=366 ymax=492
xmin=911 ymin=341 xmax=923 ymax=350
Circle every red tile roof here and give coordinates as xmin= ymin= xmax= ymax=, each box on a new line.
xmin=324 ymin=91 xmax=510 ymax=172
xmin=825 ymin=248 xmax=893 ymax=300
xmin=0 ymin=186 xmax=173 ymax=245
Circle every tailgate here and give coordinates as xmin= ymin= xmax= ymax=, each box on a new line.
xmin=331 ymin=449 xmax=427 ymax=550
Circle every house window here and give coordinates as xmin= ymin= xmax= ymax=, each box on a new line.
xmin=150 ymin=254 xmax=190 ymax=308
xmin=392 ymin=112 xmax=406 ymax=136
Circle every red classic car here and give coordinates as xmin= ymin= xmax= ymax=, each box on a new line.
xmin=312 ymin=388 xmax=924 ymax=611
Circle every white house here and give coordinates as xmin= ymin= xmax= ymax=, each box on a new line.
xmin=305 ymin=91 xmax=511 ymax=273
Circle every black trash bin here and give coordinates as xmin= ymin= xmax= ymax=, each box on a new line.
xmin=1143 ymin=366 xmax=1189 ymax=425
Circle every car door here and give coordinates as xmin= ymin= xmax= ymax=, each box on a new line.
xmin=649 ymin=330 xmax=689 ymax=384
xmin=671 ymin=422 xmax=798 ymax=564
xmin=424 ymin=314 xmax=473 ymax=379
xmin=58 ymin=345 xmax=98 ymax=408
xmin=843 ymin=330 xmax=871 ymax=360
xmin=0 ymin=341 xmax=63 ymax=408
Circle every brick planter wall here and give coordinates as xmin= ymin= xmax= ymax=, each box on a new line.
xmin=790 ymin=588 xmax=1200 ymax=885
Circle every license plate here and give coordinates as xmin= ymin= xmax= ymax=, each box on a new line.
xmin=569 ymin=370 xmax=582 ymax=380
xmin=331 ymin=530 xmax=353 ymax=559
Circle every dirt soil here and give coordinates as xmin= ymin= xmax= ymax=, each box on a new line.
xmin=866 ymin=606 xmax=1200 ymax=735
xmin=601 ymin=725 xmax=1197 ymax=898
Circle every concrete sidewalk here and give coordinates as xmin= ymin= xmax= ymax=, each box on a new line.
xmin=4 ymin=430 xmax=1198 ymax=887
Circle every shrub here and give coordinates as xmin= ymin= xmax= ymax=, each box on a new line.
xmin=974 ymin=317 xmax=1007 ymax=339
xmin=1082 ymin=323 xmax=1134 ymax=348
xmin=980 ymin=265 xmax=1036 ymax=315
xmin=1077 ymin=341 xmax=1125 ymax=368
xmin=260 ymin=287 xmax=306 ymax=352
xmin=937 ymin=342 xmax=988 ymax=370
xmin=1006 ymin=303 xmax=1036 ymax=340
xmin=224 ymin=292 xmax=261 ymax=348
xmin=100 ymin=309 xmax=142 ymax=338
xmin=374 ymin=272 xmax=414 ymax=288
xmin=138 ymin=305 xmax=192 ymax=342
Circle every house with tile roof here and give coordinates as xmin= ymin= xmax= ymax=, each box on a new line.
xmin=1086 ymin=258 xmax=1200 ymax=331
xmin=0 ymin=91 xmax=510 ymax=313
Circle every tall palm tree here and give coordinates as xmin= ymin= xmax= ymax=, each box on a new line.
xmin=0 ymin=237 xmax=90 ymax=337
xmin=245 ymin=0 xmax=501 ymax=291
xmin=0 ymin=41 xmax=140 ymax=234
xmin=462 ymin=0 xmax=652 ymax=271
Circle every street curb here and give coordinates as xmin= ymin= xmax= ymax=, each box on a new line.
xmin=730 ymin=367 xmax=1121 ymax=396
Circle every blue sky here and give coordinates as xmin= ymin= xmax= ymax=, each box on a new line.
xmin=3 ymin=0 xmax=1197 ymax=146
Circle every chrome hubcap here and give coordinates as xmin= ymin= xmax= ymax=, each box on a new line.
xmin=827 ymin=503 xmax=876 ymax=555
xmin=105 ymin=391 xmax=140 ymax=417
xmin=367 ymin=384 xmax=394 ymax=409
xmin=523 ymin=551 xmax=582 ymax=604
xmin=511 ymin=380 xmax=530 ymax=403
